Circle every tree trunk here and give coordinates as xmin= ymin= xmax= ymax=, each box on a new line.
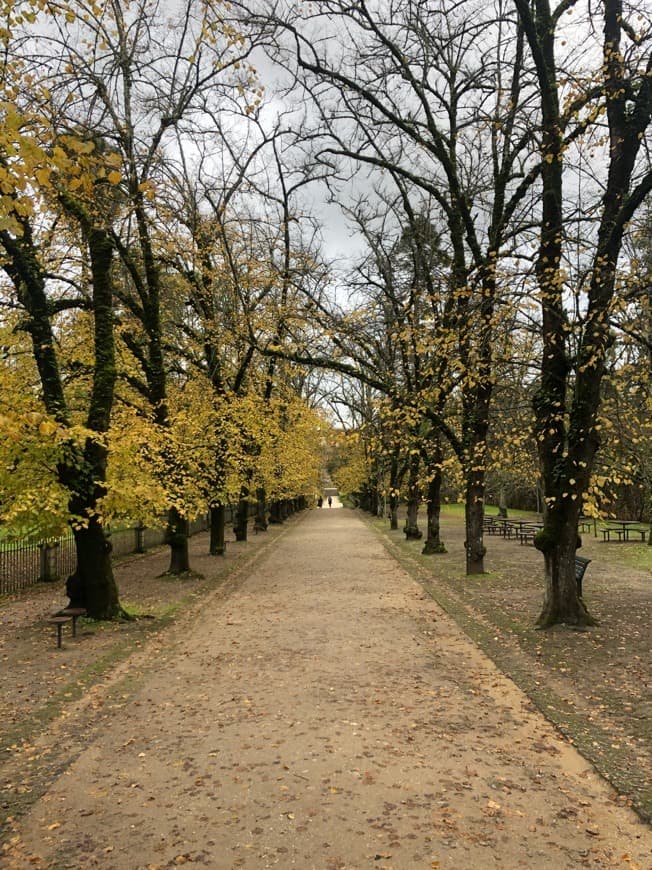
xmin=209 ymin=504 xmax=226 ymax=555
xmin=166 ymin=506 xmax=190 ymax=574
xmin=269 ymin=500 xmax=282 ymax=524
xmin=234 ymin=496 xmax=249 ymax=541
xmin=62 ymin=438 xmax=123 ymax=616
xmin=66 ymin=518 xmax=120 ymax=619
xmin=422 ymin=469 xmax=446 ymax=554
xmin=369 ymin=483 xmax=380 ymax=516
xmin=388 ymin=455 xmax=402 ymax=530
xmin=498 ymin=486 xmax=508 ymax=518
xmin=465 ymin=474 xmax=486 ymax=574
xmin=389 ymin=495 xmax=399 ymax=530
xmin=254 ymin=487 xmax=268 ymax=532
xmin=535 ymin=506 xmax=596 ymax=628
xmin=403 ymin=456 xmax=422 ymax=540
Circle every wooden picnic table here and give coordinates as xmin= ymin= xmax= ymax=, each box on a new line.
xmin=485 ymin=517 xmax=544 ymax=544
xmin=600 ymin=521 xmax=647 ymax=543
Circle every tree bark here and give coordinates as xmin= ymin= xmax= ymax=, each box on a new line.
xmin=254 ymin=487 xmax=268 ymax=532
xmin=66 ymin=518 xmax=120 ymax=618
xmin=403 ymin=455 xmax=422 ymax=540
xmin=464 ymin=474 xmax=486 ymax=574
xmin=234 ymin=495 xmax=249 ymax=541
xmin=422 ymin=468 xmax=446 ymax=554
xmin=534 ymin=504 xmax=595 ymax=627
xmin=166 ymin=506 xmax=190 ymax=574
xmin=209 ymin=504 xmax=226 ymax=555
xmin=388 ymin=454 xmax=404 ymax=531
xmin=498 ymin=486 xmax=508 ymax=518
xmin=389 ymin=494 xmax=399 ymax=530
xmin=269 ymin=500 xmax=283 ymax=524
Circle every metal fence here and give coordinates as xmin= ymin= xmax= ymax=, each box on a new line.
xmin=0 ymin=539 xmax=73 ymax=596
xmin=0 ymin=514 xmax=211 ymax=596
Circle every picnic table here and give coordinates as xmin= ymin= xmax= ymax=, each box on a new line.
xmin=578 ymin=516 xmax=594 ymax=533
xmin=600 ymin=520 xmax=647 ymax=543
xmin=483 ymin=516 xmax=544 ymax=544
xmin=491 ymin=517 xmax=523 ymax=539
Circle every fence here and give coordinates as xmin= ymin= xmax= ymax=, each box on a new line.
xmin=0 ymin=514 xmax=212 ymax=597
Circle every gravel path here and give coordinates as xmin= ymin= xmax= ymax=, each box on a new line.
xmin=6 ymin=508 xmax=651 ymax=868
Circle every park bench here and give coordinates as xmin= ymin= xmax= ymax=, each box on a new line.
xmin=49 ymin=607 xmax=86 ymax=649
xmin=601 ymin=526 xmax=625 ymax=542
xmin=574 ymin=556 xmax=591 ymax=597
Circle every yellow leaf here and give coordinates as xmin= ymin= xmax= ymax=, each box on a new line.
xmin=39 ymin=420 xmax=57 ymax=437
xmin=107 ymin=170 xmax=122 ymax=184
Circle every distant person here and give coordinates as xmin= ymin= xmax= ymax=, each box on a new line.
xmin=328 ymin=496 xmax=332 ymax=508
xmin=317 ymin=496 xmax=323 ymax=508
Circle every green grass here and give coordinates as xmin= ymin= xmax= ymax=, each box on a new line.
xmin=614 ymin=542 xmax=652 ymax=571
xmin=439 ymin=503 xmax=540 ymax=519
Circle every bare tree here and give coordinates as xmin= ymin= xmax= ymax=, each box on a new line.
xmin=248 ymin=0 xmax=541 ymax=572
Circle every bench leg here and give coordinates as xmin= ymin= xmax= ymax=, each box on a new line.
xmin=56 ymin=623 xmax=64 ymax=649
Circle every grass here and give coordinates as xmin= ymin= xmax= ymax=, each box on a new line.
xmin=614 ymin=542 xmax=652 ymax=572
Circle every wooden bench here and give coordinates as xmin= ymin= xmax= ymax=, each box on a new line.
xmin=600 ymin=527 xmax=624 ymax=542
xmin=49 ymin=607 xmax=87 ymax=648
xmin=624 ymin=528 xmax=647 ymax=542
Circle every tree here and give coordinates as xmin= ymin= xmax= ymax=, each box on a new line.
xmin=514 ymin=0 xmax=652 ymax=626
xmin=163 ymin=115 xmax=326 ymax=542
xmin=0 ymin=23 xmax=122 ymax=619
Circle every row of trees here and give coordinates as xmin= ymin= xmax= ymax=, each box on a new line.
xmin=1 ymin=0 xmax=650 ymax=629
xmin=0 ymin=0 xmax=327 ymax=618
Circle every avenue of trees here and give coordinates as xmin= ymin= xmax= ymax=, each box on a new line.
xmin=0 ymin=0 xmax=650 ymax=628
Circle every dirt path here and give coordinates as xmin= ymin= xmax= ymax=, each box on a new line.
xmin=4 ymin=509 xmax=651 ymax=869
